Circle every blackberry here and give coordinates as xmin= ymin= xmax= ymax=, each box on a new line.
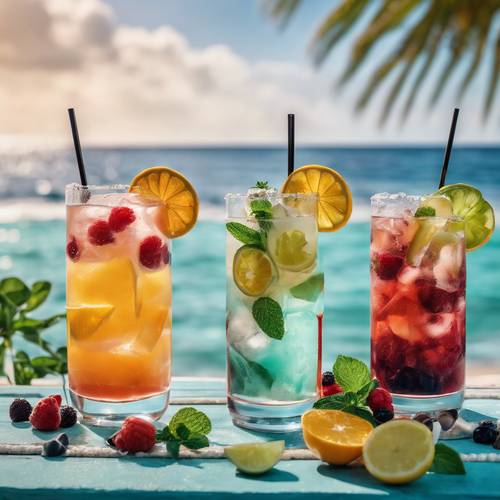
xmin=473 ymin=422 xmax=498 ymax=445
xmin=321 ymin=371 xmax=335 ymax=387
xmin=374 ymin=408 xmax=394 ymax=423
xmin=9 ymin=398 xmax=32 ymax=422
xmin=390 ymin=367 xmax=441 ymax=395
xmin=60 ymin=406 xmax=78 ymax=428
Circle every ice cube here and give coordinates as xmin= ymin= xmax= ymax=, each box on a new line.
xmin=228 ymin=306 xmax=271 ymax=358
xmin=421 ymin=313 xmax=454 ymax=339
xmin=434 ymin=244 xmax=464 ymax=292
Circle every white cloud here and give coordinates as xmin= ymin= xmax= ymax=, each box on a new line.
xmin=0 ymin=0 xmax=497 ymax=145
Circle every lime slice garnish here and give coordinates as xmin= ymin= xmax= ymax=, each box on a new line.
xmin=435 ymin=183 xmax=495 ymax=251
xmin=233 ymin=245 xmax=274 ymax=296
xmin=224 ymin=441 xmax=284 ymax=475
xmin=270 ymin=229 xmax=316 ymax=271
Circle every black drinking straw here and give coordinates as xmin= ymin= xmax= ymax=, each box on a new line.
xmin=288 ymin=113 xmax=295 ymax=175
xmin=438 ymin=108 xmax=460 ymax=188
xmin=68 ymin=108 xmax=88 ymax=186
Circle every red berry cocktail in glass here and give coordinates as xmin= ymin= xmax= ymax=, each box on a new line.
xmin=370 ymin=193 xmax=465 ymax=414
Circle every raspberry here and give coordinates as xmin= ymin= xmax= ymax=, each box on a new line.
xmin=321 ymin=371 xmax=335 ymax=387
xmin=9 ymin=398 xmax=32 ymax=422
xmin=367 ymin=387 xmax=393 ymax=413
xmin=66 ymin=236 xmax=80 ymax=262
xmin=418 ymin=285 xmax=457 ymax=313
xmin=60 ymin=406 xmax=78 ymax=428
xmin=113 ymin=416 xmax=157 ymax=453
xmin=321 ymin=383 xmax=343 ymax=397
xmin=88 ymin=220 xmax=115 ymax=246
xmin=108 ymin=207 xmax=136 ymax=232
xmin=374 ymin=253 xmax=404 ymax=280
xmin=49 ymin=394 xmax=62 ymax=406
xmin=139 ymin=236 xmax=169 ymax=269
xmin=29 ymin=395 xmax=61 ymax=431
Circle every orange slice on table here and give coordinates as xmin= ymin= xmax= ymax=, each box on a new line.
xmin=302 ymin=409 xmax=373 ymax=465
xmin=281 ymin=165 xmax=352 ymax=232
xmin=129 ymin=166 xmax=199 ymax=238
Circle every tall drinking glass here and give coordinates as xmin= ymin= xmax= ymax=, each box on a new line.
xmin=66 ymin=184 xmax=172 ymax=425
xmin=225 ymin=192 xmax=323 ymax=432
xmin=370 ymin=193 xmax=465 ymax=414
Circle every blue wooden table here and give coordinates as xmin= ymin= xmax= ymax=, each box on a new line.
xmin=1 ymin=379 xmax=500 ymax=499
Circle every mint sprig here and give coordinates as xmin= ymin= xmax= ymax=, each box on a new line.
xmin=226 ymin=222 xmax=264 ymax=248
xmin=314 ymin=356 xmax=377 ymax=426
xmin=254 ymin=181 xmax=270 ymax=189
xmin=430 ymin=443 xmax=466 ymax=475
xmin=252 ymin=297 xmax=285 ymax=340
xmin=157 ymin=407 xmax=212 ymax=458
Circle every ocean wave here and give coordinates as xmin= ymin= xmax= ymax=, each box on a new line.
xmin=0 ymin=198 xmax=372 ymax=223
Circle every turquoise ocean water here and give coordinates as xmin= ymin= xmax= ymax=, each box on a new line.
xmin=0 ymin=146 xmax=498 ymax=375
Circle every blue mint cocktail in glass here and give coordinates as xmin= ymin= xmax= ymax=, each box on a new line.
xmin=225 ymin=188 xmax=323 ymax=432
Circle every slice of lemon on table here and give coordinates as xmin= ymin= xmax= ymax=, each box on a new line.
xmin=435 ymin=183 xmax=495 ymax=251
xmin=129 ymin=166 xmax=199 ymax=238
xmin=224 ymin=441 xmax=285 ymax=475
xmin=302 ymin=409 xmax=373 ymax=465
xmin=281 ymin=165 xmax=352 ymax=232
xmin=363 ymin=419 xmax=434 ymax=484
xmin=233 ymin=245 xmax=274 ymax=296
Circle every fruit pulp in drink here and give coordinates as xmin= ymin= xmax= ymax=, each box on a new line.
xmin=66 ymin=193 xmax=172 ymax=402
xmin=370 ymin=211 xmax=465 ymax=399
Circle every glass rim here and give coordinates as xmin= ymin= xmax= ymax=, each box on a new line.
xmin=224 ymin=192 xmax=318 ymax=201
xmin=65 ymin=183 xmax=130 ymax=192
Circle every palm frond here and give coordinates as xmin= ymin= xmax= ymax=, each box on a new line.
xmin=483 ymin=31 xmax=500 ymax=118
xmin=341 ymin=0 xmax=421 ymax=84
xmin=310 ymin=0 xmax=372 ymax=66
xmin=263 ymin=0 xmax=303 ymax=27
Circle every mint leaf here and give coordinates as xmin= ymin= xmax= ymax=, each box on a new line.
xmin=415 ymin=206 xmax=436 ymax=217
xmin=430 ymin=444 xmax=466 ymax=475
xmin=169 ymin=407 xmax=212 ymax=438
xmin=167 ymin=440 xmax=181 ymax=458
xmin=183 ymin=434 xmax=209 ymax=450
xmin=254 ymin=181 xmax=270 ymax=189
xmin=313 ymin=391 xmax=358 ymax=410
xmin=250 ymin=199 xmax=272 ymax=218
xmin=248 ymin=359 xmax=274 ymax=388
xmin=290 ymin=273 xmax=324 ymax=302
xmin=333 ymin=355 xmax=371 ymax=393
xmin=356 ymin=379 xmax=378 ymax=405
xmin=226 ymin=223 xmax=263 ymax=247
xmin=344 ymin=406 xmax=377 ymax=427
xmin=252 ymin=297 xmax=285 ymax=340
xmin=175 ymin=423 xmax=191 ymax=440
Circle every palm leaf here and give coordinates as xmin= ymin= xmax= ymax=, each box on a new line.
xmin=484 ymin=31 xmax=500 ymax=118
xmin=263 ymin=0 xmax=303 ymax=27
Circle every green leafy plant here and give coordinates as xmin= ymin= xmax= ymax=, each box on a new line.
xmin=0 ymin=277 xmax=66 ymax=385
xmin=156 ymin=407 xmax=212 ymax=458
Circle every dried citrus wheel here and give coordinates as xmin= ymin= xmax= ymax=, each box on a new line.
xmin=233 ymin=245 xmax=274 ymax=296
xmin=363 ymin=419 xmax=434 ymax=484
xmin=281 ymin=165 xmax=352 ymax=232
xmin=302 ymin=409 xmax=373 ymax=465
xmin=224 ymin=441 xmax=285 ymax=475
xmin=129 ymin=166 xmax=199 ymax=238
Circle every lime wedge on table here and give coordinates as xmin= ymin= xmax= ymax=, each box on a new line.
xmin=224 ymin=441 xmax=285 ymax=475
xmin=233 ymin=245 xmax=274 ymax=296
xmin=436 ymin=183 xmax=495 ymax=251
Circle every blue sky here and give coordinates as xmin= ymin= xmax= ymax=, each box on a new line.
xmin=0 ymin=0 xmax=497 ymax=145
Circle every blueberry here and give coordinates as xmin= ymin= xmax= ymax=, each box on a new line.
xmin=42 ymin=439 xmax=66 ymax=457
xmin=321 ymin=371 xmax=335 ymax=387
xmin=413 ymin=413 xmax=434 ymax=431
xmin=374 ymin=408 xmax=394 ymax=423
xmin=389 ymin=367 xmax=442 ymax=395
xmin=473 ymin=425 xmax=498 ymax=445
xmin=56 ymin=433 xmax=69 ymax=447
